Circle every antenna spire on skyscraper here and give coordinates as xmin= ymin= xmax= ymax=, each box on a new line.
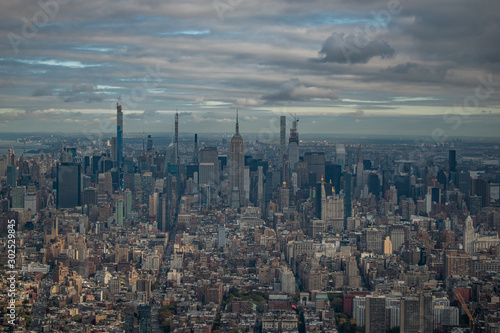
xmin=235 ymin=109 xmax=239 ymax=135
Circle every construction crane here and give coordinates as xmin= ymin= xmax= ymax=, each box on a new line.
xmin=455 ymin=292 xmax=481 ymax=332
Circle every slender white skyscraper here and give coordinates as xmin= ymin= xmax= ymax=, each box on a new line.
xmin=463 ymin=215 xmax=475 ymax=253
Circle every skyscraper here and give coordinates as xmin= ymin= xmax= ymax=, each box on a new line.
xmin=279 ymin=115 xmax=286 ymax=179
xmin=146 ymin=135 xmax=153 ymax=152
xmin=124 ymin=189 xmax=132 ymax=218
xmin=366 ymin=294 xmax=386 ymax=333
xmin=280 ymin=182 xmax=290 ymax=212
xmin=449 ymin=149 xmax=457 ymax=173
xmin=257 ymin=165 xmax=264 ymax=211
xmin=116 ymin=103 xmax=123 ymax=171
xmin=400 ymin=295 xmax=433 ymax=333
xmin=229 ymin=110 xmax=245 ymax=208
xmin=336 ymin=144 xmax=346 ymax=170
xmin=288 ymin=115 xmax=299 ymax=174
xmin=111 ymin=136 xmax=117 ymax=162
xmin=116 ymin=197 xmax=123 ymax=227
xmin=304 ymin=152 xmax=325 ymax=184
xmin=383 ymin=236 xmax=393 ymax=254
xmin=355 ymin=145 xmax=364 ymax=199
xmin=472 ymin=177 xmax=490 ymax=207
xmin=344 ymin=172 xmax=353 ymax=222
xmin=199 ymin=147 xmax=219 ymax=185
xmin=6 ymin=164 xmax=17 ymax=187
xmin=218 ymin=224 xmax=226 ymax=247
xmin=11 ymin=186 xmax=26 ymax=209
xmin=137 ymin=304 xmax=151 ymax=333
xmin=174 ymin=112 xmax=179 ymax=165
xmin=463 ymin=215 xmax=475 ymax=254
xmin=57 ymin=163 xmax=81 ymax=209
xmin=193 ymin=134 xmax=199 ymax=164
xmin=199 ymin=163 xmax=216 ymax=186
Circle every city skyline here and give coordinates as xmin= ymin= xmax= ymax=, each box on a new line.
xmin=1 ymin=0 xmax=500 ymax=136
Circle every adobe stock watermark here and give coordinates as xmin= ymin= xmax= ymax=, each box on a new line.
xmin=7 ymin=0 xmax=71 ymax=54
xmin=212 ymin=0 xmax=243 ymax=21
xmin=82 ymin=64 xmax=163 ymax=142
xmin=340 ymin=0 xmax=406 ymax=64
xmin=409 ymin=73 xmax=499 ymax=162
xmin=257 ymin=105 xmax=288 ymax=143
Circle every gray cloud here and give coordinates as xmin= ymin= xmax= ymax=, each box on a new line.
xmin=58 ymin=84 xmax=107 ymax=103
xmin=314 ymin=33 xmax=395 ymax=64
xmin=126 ymin=109 xmax=159 ymax=119
xmin=0 ymin=0 xmax=499 ymax=135
xmin=263 ymin=78 xmax=337 ymax=102
xmin=32 ymin=87 xmax=54 ymax=96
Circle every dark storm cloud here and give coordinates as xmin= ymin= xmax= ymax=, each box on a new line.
xmin=314 ymin=33 xmax=395 ymax=64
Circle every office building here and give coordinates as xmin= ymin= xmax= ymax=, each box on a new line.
xmin=355 ymin=145 xmax=364 ymax=199
xmin=288 ymin=115 xmax=299 ymax=173
xmin=137 ymin=304 xmax=151 ymax=333
xmin=279 ymin=115 xmax=286 ymax=177
xmin=304 ymin=152 xmax=325 ymax=184
xmin=336 ymin=144 xmax=346 ymax=170
xmin=11 ymin=186 xmax=25 ymax=209
xmin=218 ymin=224 xmax=226 ymax=247
xmin=463 ymin=215 xmax=475 ymax=254
xmin=199 ymin=147 xmax=219 ymax=185
xmin=383 ymin=236 xmax=393 ymax=254
xmin=400 ymin=295 xmax=433 ymax=333
xmin=199 ymin=162 xmax=216 ymax=186
xmin=449 ymin=149 xmax=457 ymax=173
xmin=344 ymin=172 xmax=353 ymax=222
xmin=57 ymin=163 xmax=81 ymax=209
xmin=366 ymin=294 xmax=386 ymax=333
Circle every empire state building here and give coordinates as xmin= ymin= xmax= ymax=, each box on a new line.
xmin=229 ymin=110 xmax=245 ymax=209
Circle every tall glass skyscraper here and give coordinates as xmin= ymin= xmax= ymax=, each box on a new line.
xmin=116 ymin=103 xmax=123 ymax=189
xmin=57 ymin=163 xmax=81 ymax=209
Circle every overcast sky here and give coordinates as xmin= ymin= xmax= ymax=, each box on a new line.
xmin=1 ymin=0 xmax=499 ymax=137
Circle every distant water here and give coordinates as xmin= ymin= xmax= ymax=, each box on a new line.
xmin=0 ymin=140 xmax=49 ymax=157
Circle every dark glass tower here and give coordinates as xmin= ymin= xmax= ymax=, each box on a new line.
xmin=343 ymin=172 xmax=353 ymax=223
xmin=116 ymin=103 xmax=123 ymax=189
xmin=449 ymin=149 xmax=457 ymax=173
xmin=57 ymin=163 xmax=81 ymax=208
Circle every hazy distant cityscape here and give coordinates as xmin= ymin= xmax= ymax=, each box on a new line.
xmin=0 ymin=106 xmax=499 ymax=333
